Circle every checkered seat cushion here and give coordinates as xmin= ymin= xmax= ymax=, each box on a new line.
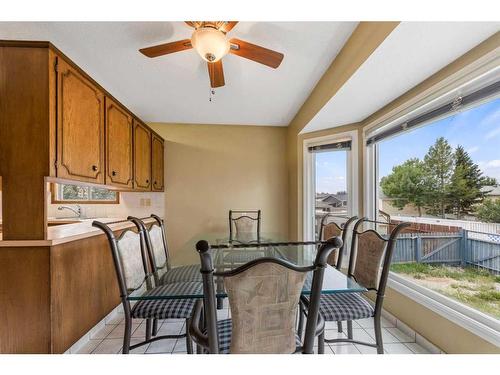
xmin=318 ymin=293 xmax=374 ymax=322
xmin=205 ymin=319 xmax=302 ymax=354
xmin=131 ymin=282 xmax=202 ymax=319
xmin=159 ymin=265 xmax=202 ymax=284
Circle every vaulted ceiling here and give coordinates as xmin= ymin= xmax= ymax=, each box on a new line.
xmin=1 ymin=22 xmax=498 ymax=130
xmin=0 ymin=21 xmax=358 ymax=126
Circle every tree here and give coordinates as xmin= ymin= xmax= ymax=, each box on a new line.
xmin=423 ymin=137 xmax=454 ymax=218
xmin=480 ymin=176 xmax=498 ymax=186
xmin=447 ymin=145 xmax=484 ymax=218
xmin=380 ymin=158 xmax=427 ymax=216
xmin=476 ymin=200 xmax=500 ymax=223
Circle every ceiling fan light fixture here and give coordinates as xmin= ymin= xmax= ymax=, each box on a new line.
xmin=191 ymin=27 xmax=230 ymax=62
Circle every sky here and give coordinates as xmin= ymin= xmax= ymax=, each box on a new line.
xmin=315 ymin=98 xmax=500 ymax=194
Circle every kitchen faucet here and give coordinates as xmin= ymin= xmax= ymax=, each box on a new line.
xmin=57 ymin=204 xmax=82 ymax=218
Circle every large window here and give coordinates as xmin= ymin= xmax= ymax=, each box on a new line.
xmin=371 ymin=93 xmax=500 ymax=321
xmin=51 ymin=183 xmax=119 ymax=204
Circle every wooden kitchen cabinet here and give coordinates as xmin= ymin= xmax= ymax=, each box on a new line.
xmin=56 ymin=58 xmax=105 ymax=184
xmin=133 ymin=120 xmax=152 ymax=191
xmin=105 ymin=98 xmax=134 ymax=189
xmin=151 ymin=133 xmax=165 ymax=192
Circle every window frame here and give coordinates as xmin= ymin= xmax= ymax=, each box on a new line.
xmin=303 ymin=130 xmax=359 ymax=241
xmin=363 ymin=56 xmax=500 ymax=346
xmin=50 ymin=183 xmax=120 ymax=205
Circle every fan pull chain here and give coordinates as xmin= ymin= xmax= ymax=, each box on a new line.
xmin=209 ymin=87 xmax=216 ymax=102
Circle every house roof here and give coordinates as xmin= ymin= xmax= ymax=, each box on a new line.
xmin=481 ymin=185 xmax=500 ymax=196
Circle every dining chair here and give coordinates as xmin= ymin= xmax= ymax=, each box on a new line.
xmin=301 ymin=219 xmax=410 ymax=354
xmin=228 ymin=209 xmax=261 ymax=240
xmin=93 ymin=218 xmax=200 ymax=354
xmin=129 ymin=215 xmax=203 ymax=336
xmin=301 ymin=214 xmax=359 ymax=336
xmin=188 ymin=237 xmax=343 ymax=354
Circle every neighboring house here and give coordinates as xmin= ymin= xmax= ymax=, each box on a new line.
xmin=481 ymin=185 xmax=500 ymax=201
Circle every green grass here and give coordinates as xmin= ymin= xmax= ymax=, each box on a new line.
xmin=391 ymin=263 xmax=500 ymax=319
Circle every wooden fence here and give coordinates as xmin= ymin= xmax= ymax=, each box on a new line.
xmin=392 ymin=230 xmax=500 ymax=274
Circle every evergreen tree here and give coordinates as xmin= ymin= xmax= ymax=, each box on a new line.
xmin=423 ymin=137 xmax=454 ymax=218
xmin=448 ymin=145 xmax=484 ymax=218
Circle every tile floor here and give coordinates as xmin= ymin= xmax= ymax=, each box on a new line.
xmin=76 ymin=302 xmax=432 ymax=354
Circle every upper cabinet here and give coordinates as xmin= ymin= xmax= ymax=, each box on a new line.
xmin=56 ymin=58 xmax=105 ymax=184
xmin=152 ymin=134 xmax=165 ymax=192
xmin=105 ymin=98 xmax=134 ymax=189
xmin=133 ymin=120 xmax=152 ymax=191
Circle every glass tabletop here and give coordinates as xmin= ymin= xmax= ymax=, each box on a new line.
xmin=128 ymin=238 xmax=366 ymax=301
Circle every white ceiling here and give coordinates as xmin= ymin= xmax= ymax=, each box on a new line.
xmin=0 ymin=21 xmax=357 ymax=126
xmin=302 ymin=22 xmax=500 ymax=134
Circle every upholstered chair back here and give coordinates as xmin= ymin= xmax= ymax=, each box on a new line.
xmin=351 ymin=230 xmax=387 ymax=290
xmin=148 ymin=224 xmax=168 ymax=274
xmin=116 ymin=230 xmax=148 ymax=292
xmin=224 ymin=262 xmax=306 ymax=354
xmin=229 ymin=210 xmax=261 ymax=240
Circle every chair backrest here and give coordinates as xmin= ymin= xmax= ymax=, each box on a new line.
xmin=347 ymin=219 xmax=410 ymax=297
xmin=92 ymin=219 xmax=152 ymax=299
xmin=195 ymin=236 xmax=342 ymax=354
xmin=318 ymin=214 xmax=359 ymax=269
xmin=128 ymin=215 xmax=171 ymax=285
xmin=229 ymin=210 xmax=261 ymax=240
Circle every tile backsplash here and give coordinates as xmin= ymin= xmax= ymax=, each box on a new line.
xmin=46 ymin=183 xmax=165 ymax=219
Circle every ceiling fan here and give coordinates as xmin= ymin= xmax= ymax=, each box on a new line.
xmin=139 ymin=21 xmax=284 ymax=88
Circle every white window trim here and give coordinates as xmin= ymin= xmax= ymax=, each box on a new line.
xmin=303 ymin=130 xmax=359 ymax=241
xmin=363 ymin=55 xmax=500 ymax=346
xmin=389 ymin=273 xmax=500 ymax=347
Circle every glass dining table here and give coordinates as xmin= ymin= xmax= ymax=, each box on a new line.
xmin=127 ymin=232 xmax=366 ymax=302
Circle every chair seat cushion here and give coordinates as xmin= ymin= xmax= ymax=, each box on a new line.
xmin=160 ymin=265 xmax=202 ymax=284
xmin=318 ymin=293 xmax=374 ymax=322
xmin=204 ymin=319 xmax=301 ymax=354
xmin=131 ymin=282 xmax=202 ymax=319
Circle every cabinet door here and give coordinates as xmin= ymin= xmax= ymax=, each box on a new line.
xmin=133 ymin=120 xmax=152 ymax=191
xmin=105 ymin=98 xmax=133 ymax=188
xmin=151 ymin=134 xmax=165 ymax=191
xmin=56 ymin=59 xmax=105 ymax=184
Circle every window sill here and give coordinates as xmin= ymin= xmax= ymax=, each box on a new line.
xmin=387 ymin=272 xmax=500 ymax=347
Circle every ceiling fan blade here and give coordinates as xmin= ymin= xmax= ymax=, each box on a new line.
xmin=207 ymin=60 xmax=225 ymax=88
xmin=139 ymin=39 xmax=192 ymax=58
xmin=229 ymin=38 xmax=284 ymax=68
xmin=219 ymin=21 xmax=238 ymax=33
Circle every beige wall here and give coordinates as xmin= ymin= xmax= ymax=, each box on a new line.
xmin=149 ymin=123 xmax=288 ymax=266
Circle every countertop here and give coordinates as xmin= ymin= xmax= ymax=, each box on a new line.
xmin=0 ymin=217 xmax=155 ymax=247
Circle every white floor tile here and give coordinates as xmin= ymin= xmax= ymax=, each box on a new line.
xmin=330 ymin=344 xmax=361 ymax=354
xmin=405 ymin=343 xmax=432 ymax=354
xmin=145 ymin=338 xmax=177 ymax=354
xmin=90 ymin=324 xmax=116 ymax=340
xmin=158 ymin=321 xmax=184 ymax=335
xmin=385 ymin=327 xmax=415 ymax=343
xmin=351 ymin=328 xmax=376 ymax=344
xmin=173 ymin=338 xmax=188 ymax=353
xmin=354 ymin=344 xmax=380 ymax=354
xmin=129 ymin=338 xmax=149 ymax=354
xmin=92 ymin=338 xmax=124 ymax=354
xmin=74 ymin=339 xmax=102 ymax=354
xmin=107 ymin=323 xmax=140 ymax=339
xmin=365 ymin=328 xmax=400 ymax=344
xmin=105 ymin=314 xmax=124 ymax=325
xmin=383 ymin=343 xmax=414 ymax=354
xmin=323 ymin=330 xmax=348 ymax=342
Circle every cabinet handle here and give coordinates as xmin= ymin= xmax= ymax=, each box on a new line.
xmin=92 ymin=165 xmax=98 ymax=172
xmin=146 ymin=179 xmax=150 ymax=184
xmin=112 ymin=171 xmax=117 ymax=176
